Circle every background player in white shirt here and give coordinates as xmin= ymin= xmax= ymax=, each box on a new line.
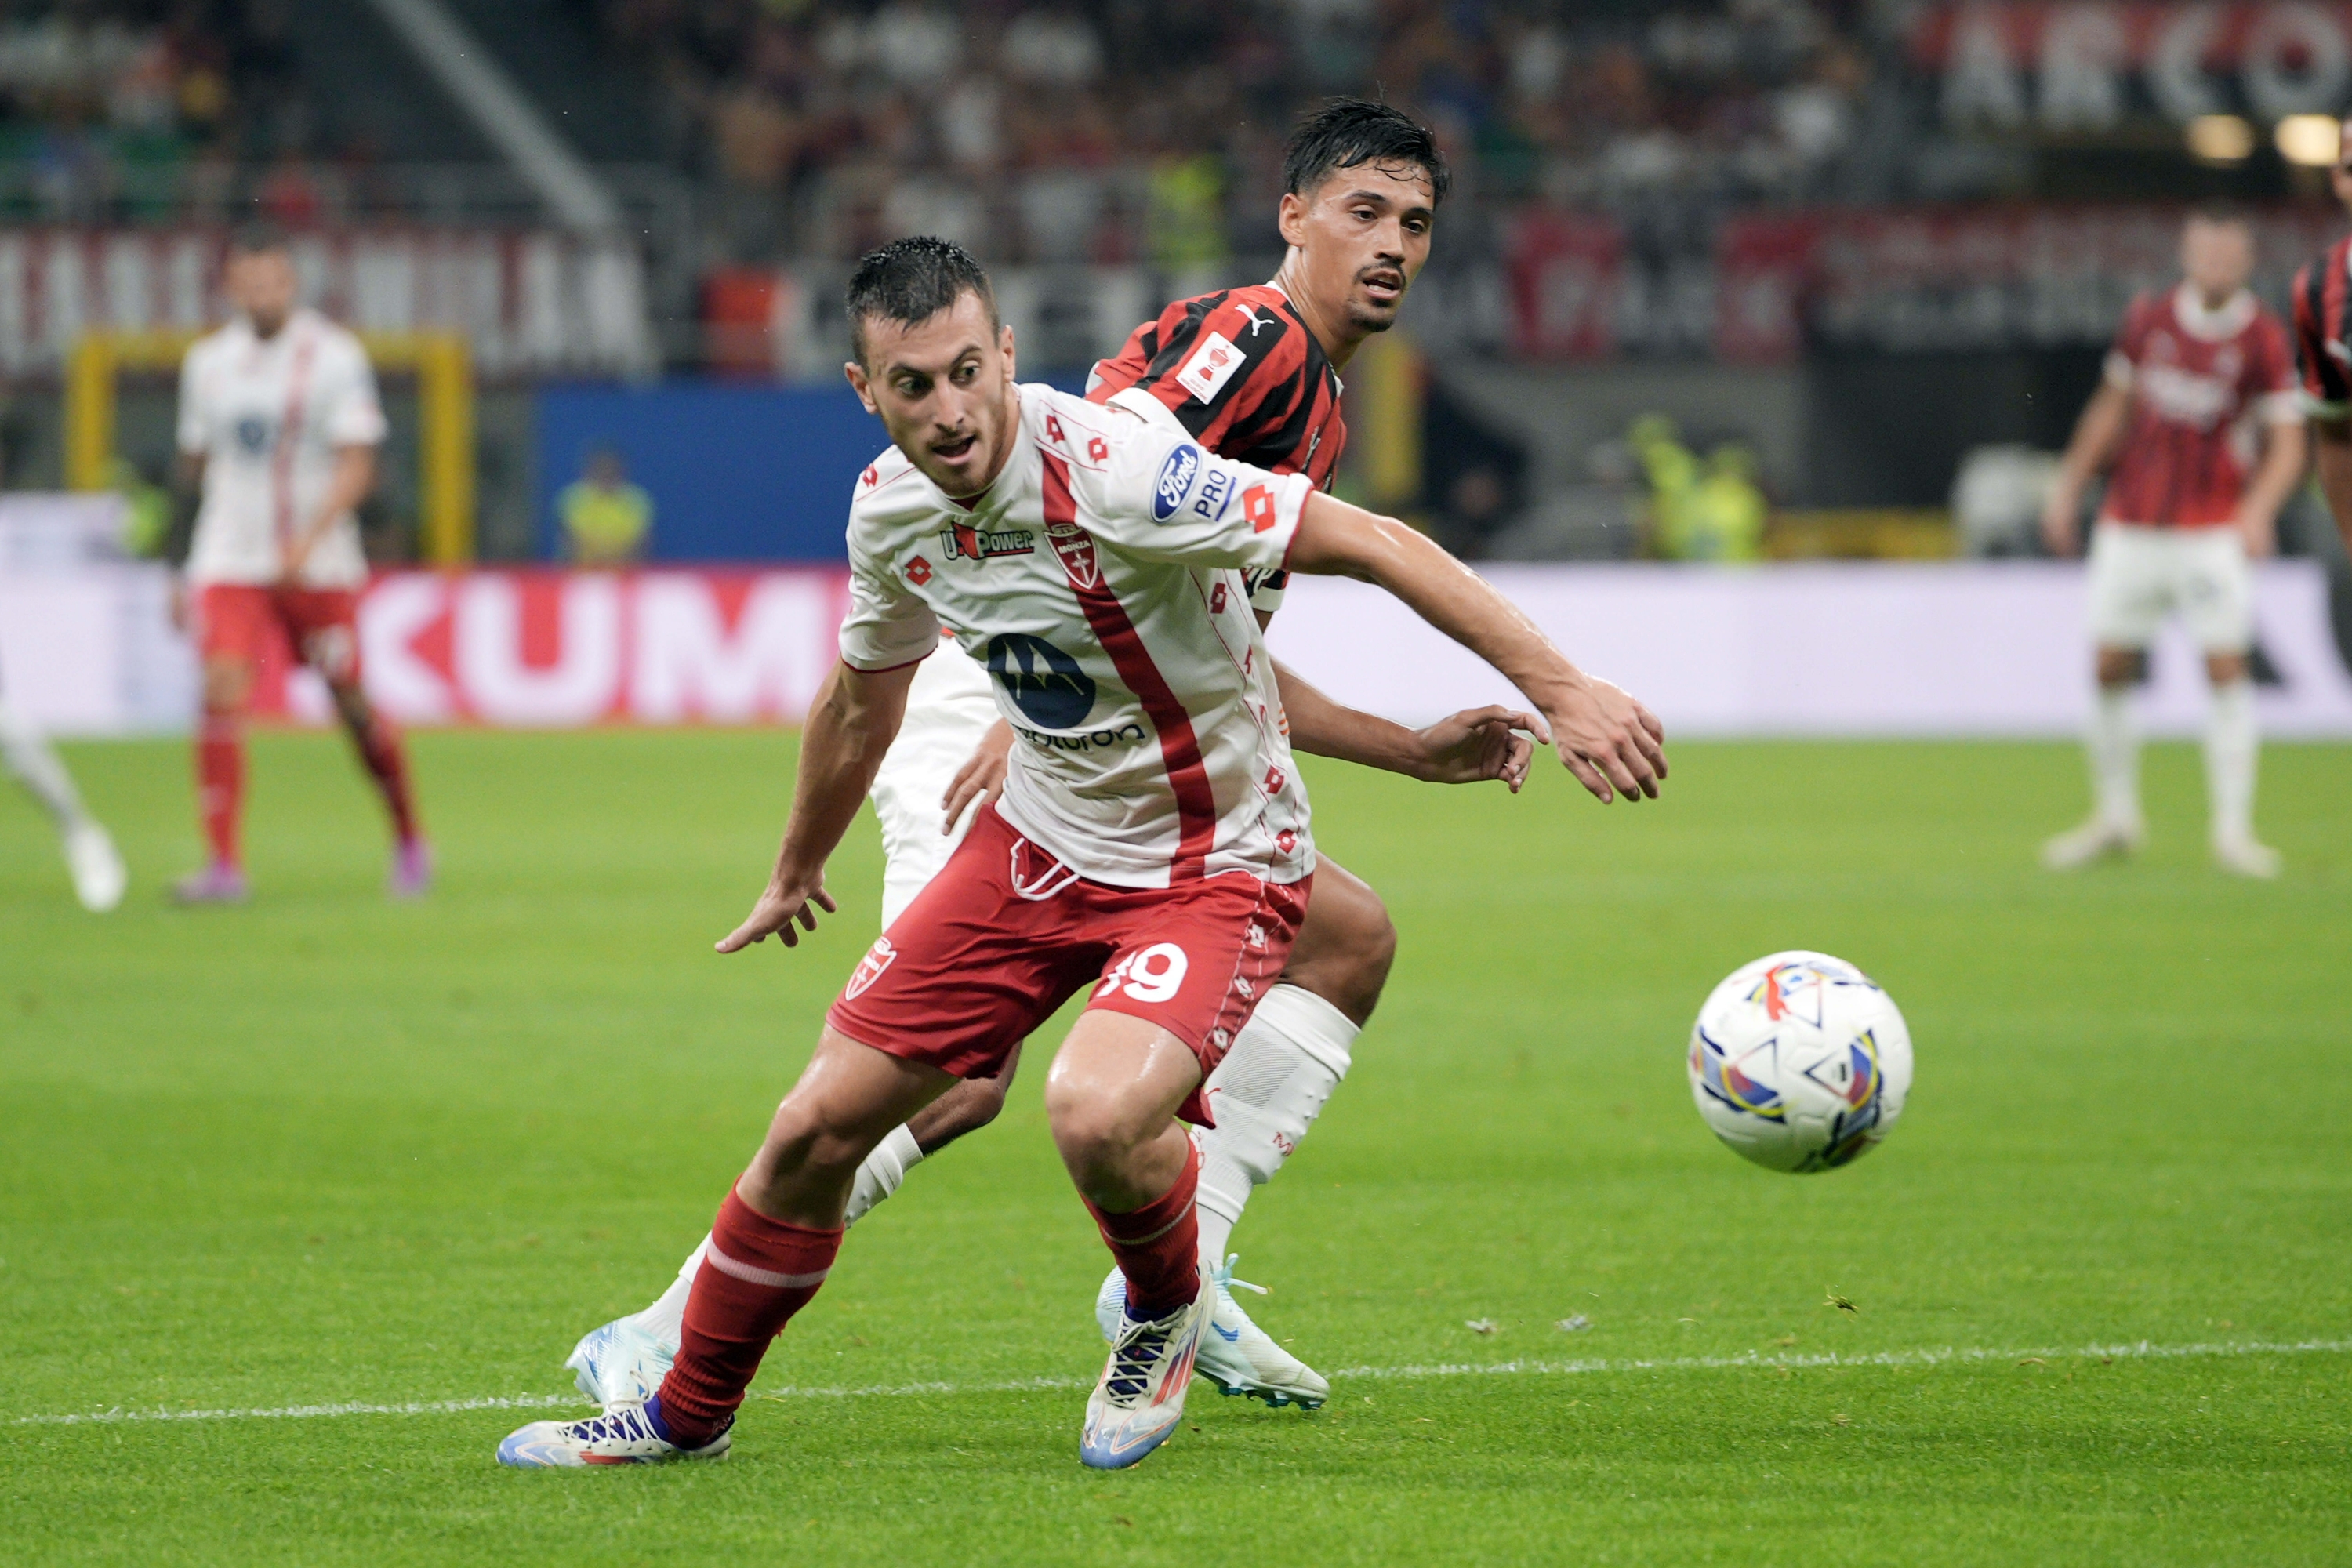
xmin=171 ymin=226 xmax=428 ymax=902
xmin=501 ymin=238 xmax=1662 ymax=1471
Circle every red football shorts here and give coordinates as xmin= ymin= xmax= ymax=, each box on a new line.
xmin=827 ymin=805 xmax=1311 ymax=1126
xmin=197 ymin=583 xmax=362 ymax=684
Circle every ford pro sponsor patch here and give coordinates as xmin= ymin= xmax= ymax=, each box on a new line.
xmin=1152 ymin=443 xmax=1203 ymax=523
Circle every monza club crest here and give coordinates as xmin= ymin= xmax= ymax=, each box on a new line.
xmin=1047 ymin=521 xmax=1100 ymax=591
xmin=844 ymin=935 xmax=896 ymax=1000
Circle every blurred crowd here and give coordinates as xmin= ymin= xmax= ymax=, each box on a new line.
xmin=611 ymin=0 xmax=1885 ymax=263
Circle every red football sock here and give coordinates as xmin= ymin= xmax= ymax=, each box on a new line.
xmin=352 ymin=717 xmax=419 ymax=844
xmin=1085 ymin=1138 xmax=1203 ymax=1319
xmin=196 ymin=712 xmax=244 ymax=868
xmin=655 ymin=1188 xmax=842 ymax=1446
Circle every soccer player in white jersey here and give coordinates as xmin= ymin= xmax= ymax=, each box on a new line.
xmin=499 ymin=238 xmax=1664 ymax=1471
xmin=0 ymin=660 xmax=125 ymax=910
xmin=564 ymin=103 xmax=1530 ymax=1416
xmin=171 ymin=226 xmax=428 ymax=902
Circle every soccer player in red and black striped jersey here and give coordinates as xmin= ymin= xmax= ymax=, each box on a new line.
xmin=2294 ymin=117 xmax=2352 ymax=563
xmin=2042 ymin=209 xmax=2303 ymax=878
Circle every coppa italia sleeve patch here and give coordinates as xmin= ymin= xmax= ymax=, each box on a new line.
xmin=1175 ymin=329 xmax=1245 ymax=405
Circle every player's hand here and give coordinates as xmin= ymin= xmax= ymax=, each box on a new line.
xmin=168 ymin=576 xmax=190 ymax=633
xmin=2238 ymin=508 xmax=2278 ymax=559
xmin=941 ymin=720 xmax=1014 ymax=830
xmin=1406 ymin=705 xmax=1540 ymax=792
xmin=2040 ymin=486 xmax=2081 ymax=557
xmin=1541 ymin=673 xmax=1665 ymax=804
xmin=278 ymin=535 xmax=316 ymax=585
xmin=715 ymin=873 xmax=838 ymax=953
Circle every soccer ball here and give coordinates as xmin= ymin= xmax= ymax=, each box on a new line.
xmin=1686 ymin=951 xmax=1912 ymax=1174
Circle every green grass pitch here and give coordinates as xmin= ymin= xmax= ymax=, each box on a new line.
xmin=1 ymin=729 xmax=2347 ymax=1565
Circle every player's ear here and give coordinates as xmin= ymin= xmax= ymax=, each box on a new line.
xmin=845 ymin=359 xmax=880 ymax=416
xmin=1276 ymin=190 xmax=1309 ymax=250
xmin=999 ymin=322 xmax=1017 ymax=381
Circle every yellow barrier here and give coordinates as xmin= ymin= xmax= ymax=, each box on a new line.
xmin=67 ymin=329 xmax=477 ymax=566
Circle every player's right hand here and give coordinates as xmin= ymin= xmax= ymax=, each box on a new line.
xmin=1544 ymin=673 xmax=1666 ymax=804
xmin=2040 ymin=486 xmax=2080 ymax=557
xmin=716 ymin=876 xmax=837 ymax=953
xmin=941 ymin=720 xmax=1014 ymax=830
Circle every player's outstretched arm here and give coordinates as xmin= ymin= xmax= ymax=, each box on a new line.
xmin=717 ymin=659 xmax=919 ymax=953
xmin=2042 ymin=383 xmax=2130 ymax=557
xmin=2311 ymin=417 xmax=2352 ymax=558
xmin=1285 ymin=494 xmax=1664 ymax=803
xmin=1272 ymin=660 xmax=1535 ymax=792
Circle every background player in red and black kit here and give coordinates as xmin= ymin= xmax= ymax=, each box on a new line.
xmin=2293 ymin=116 xmax=2352 ymax=562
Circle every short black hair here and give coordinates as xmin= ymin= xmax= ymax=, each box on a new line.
xmin=1283 ymin=98 xmax=1450 ymax=208
xmin=845 ymin=237 xmax=999 ymax=368
xmin=2187 ymin=201 xmax=2251 ymax=231
xmin=228 ymin=220 xmax=289 ymax=257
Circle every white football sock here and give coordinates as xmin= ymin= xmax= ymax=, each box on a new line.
xmin=1193 ymin=982 xmax=1358 ymax=1266
xmin=622 ymin=1125 xmax=925 ymax=1351
xmin=844 ymin=1123 xmax=924 ymax=1225
xmin=2205 ymin=677 xmax=2258 ymax=843
xmin=0 ymin=698 xmax=90 ymax=831
xmin=2088 ymin=684 xmax=2140 ymax=831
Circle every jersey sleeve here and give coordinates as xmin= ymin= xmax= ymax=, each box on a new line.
xmin=321 ymin=339 xmax=389 ymax=447
xmin=1122 ymin=293 xmax=1305 ymax=450
xmin=175 ymin=345 xmax=208 ymax=456
xmin=2294 ymin=255 xmax=2350 ymax=419
xmin=837 ymin=515 xmax=940 ymax=673
xmin=1078 ymin=411 xmax=1311 ymax=574
xmin=2103 ymin=296 xmax=2149 ymax=391
xmin=2248 ymin=310 xmax=2303 ymax=426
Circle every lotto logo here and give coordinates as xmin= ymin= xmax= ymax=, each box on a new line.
xmin=1263 ymin=766 xmax=1284 ymax=795
xmin=1176 ymin=329 xmax=1246 ymax=405
xmin=1088 ymin=437 xmax=1109 ymax=462
xmin=1245 ymin=924 xmax=1267 ymax=949
xmin=844 ymin=936 xmax=897 ymax=1000
xmin=905 ymin=555 xmax=933 ymax=586
xmin=1276 ymin=829 xmax=1298 ymax=854
xmin=1210 ymin=582 xmax=1228 ymax=615
xmin=1243 ymin=485 xmax=1278 ymax=533
xmin=1045 ymin=414 xmax=1065 ymax=445
xmin=861 ymin=465 xmax=879 ymax=488
xmin=1096 ymin=942 xmax=1189 ymax=1004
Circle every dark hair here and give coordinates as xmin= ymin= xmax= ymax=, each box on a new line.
xmin=845 ymin=237 xmax=999 ymax=367
xmin=1283 ymin=98 xmax=1450 ymax=208
xmin=228 ymin=220 xmax=289 ymax=257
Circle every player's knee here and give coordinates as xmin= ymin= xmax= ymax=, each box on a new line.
xmin=1042 ymin=1089 xmax=1151 ymax=1184
xmin=2205 ymin=651 xmax=2247 ymax=685
xmin=1288 ymin=890 xmax=1396 ymax=1025
xmin=2095 ymin=648 xmax=2145 ymax=688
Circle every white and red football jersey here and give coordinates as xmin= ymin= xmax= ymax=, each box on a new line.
xmin=838 ymin=384 xmax=1315 ymax=890
xmin=2100 ymin=283 xmax=2299 ymax=529
xmin=176 ymin=307 xmax=387 ymax=589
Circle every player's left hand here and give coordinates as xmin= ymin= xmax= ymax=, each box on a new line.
xmin=1407 ymin=705 xmax=1540 ymax=791
xmin=278 ymin=534 xmax=317 ymax=584
xmin=2238 ymin=509 xmax=2278 ymax=559
xmin=1542 ymin=673 xmax=1667 ymax=804
xmin=716 ymin=874 xmax=838 ymax=953
xmin=941 ymin=720 xmax=1014 ymax=829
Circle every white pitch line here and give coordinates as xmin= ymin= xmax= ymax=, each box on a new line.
xmin=17 ymin=1338 xmax=2349 ymax=1429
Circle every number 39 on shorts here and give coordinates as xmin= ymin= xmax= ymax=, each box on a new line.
xmin=1097 ymin=942 xmax=1189 ymax=1004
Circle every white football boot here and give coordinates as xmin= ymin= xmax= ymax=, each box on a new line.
xmin=1095 ymin=1255 xmax=1327 ymax=1410
xmin=2212 ymin=833 xmax=2281 ymax=880
xmin=566 ymin=1316 xmax=675 ymax=1409
xmin=2041 ymin=817 xmax=2143 ymax=870
xmin=62 ymin=819 xmax=125 ymax=913
xmin=496 ymin=1399 xmax=730 ymax=1468
xmin=1079 ymin=1267 xmax=1212 ymax=1470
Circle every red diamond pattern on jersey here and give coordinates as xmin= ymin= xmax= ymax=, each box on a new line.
xmin=2101 ymin=283 xmax=2299 ymax=529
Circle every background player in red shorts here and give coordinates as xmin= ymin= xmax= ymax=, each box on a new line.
xmin=499 ymin=239 xmax=1663 ymax=1471
xmin=171 ymin=226 xmax=427 ymax=902
xmin=2039 ymin=209 xmax=2303 ymax=879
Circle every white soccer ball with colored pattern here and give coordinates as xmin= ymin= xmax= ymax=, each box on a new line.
xmin=1686 ymin=951 xmax=1913 ymax=1174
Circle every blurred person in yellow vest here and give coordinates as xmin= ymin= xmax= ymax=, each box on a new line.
xmin=1631 ymin=415 xmax=1764 ymax=562
xmin=559 ymin=448 xmax=653 ymax=567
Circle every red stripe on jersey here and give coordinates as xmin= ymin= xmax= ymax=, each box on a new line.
xmin=2322 ymin=239 xmax=2352 ymax=405
xmin=272 ymin=328 xmax=318 ymax=550
xmin=1040 ymin=450 xmax=1218 ymax=882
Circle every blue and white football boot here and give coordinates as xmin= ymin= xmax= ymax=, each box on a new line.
xmin=1095 ymin=1255 xmax=1328 ymax=1410
xmin=1079 ymin=1267 xmax=1212 ymax=1470
xmin=496 ymin=1397 xmax=730 ymax=1468
xmin=565 ymin=1316 xmax=675 ymax=1409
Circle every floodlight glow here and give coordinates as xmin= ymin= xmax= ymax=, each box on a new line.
xmin=2275 ymin=114 xmax=2340 ymax=167
xmin=2186 ymin=114 xmax=2256 ymax=163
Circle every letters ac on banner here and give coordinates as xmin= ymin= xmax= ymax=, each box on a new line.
xmin=242 ymin=570 xmax=853 ymax=728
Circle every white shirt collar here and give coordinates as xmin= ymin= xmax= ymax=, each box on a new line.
xmin=2172 ymin=282 xmax=2256 ymax=343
